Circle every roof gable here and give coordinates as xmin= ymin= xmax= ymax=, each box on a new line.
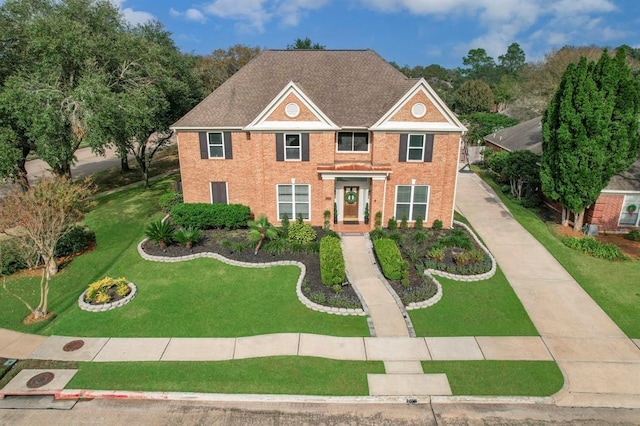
xmin=370 ymin=79 xmax=467 ymax=133
xmin=245 ymin=82 xmax=338 ymax=131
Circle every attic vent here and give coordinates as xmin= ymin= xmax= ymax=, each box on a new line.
xmin=411 ymin=102 xmax=427 ymax=118
xmin=285 ymin=102 xmax=300 ymax=118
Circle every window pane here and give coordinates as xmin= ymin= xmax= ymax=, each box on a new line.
xmin=408 ymin=147 xmax=423 ymax=161
xmin=409 ymin=134 xmax=424 ymax=147
xmin=412 ymin=204 xmax=427 ymax=221
xmin=279 ymin=203 xmax=292 ymax=219
xmin=397 ymin=186 xmax=411 ymax=203
xmin=208 ymin=133 xmax=222 ymax=145
xmin=337 ymin=132 xmax=352 ymax=151
xmin=296 ymin=203 xmax=310 ymax=219
xmin=619 ymin=196 xmax=640 ymax=226
xmin=294 ymin=185 xmax=309 ymax=200
xmin=353 ymin=133 xmax=368 ymax=151
xmin=209 ymin=145 xmax=223 ymax=158
xmin=286 ymin=134 xmax=300 ymax=146
xmin=413 ymin=186 xmax=429 ymax=203
xmin=286 ymin=148 xmax=300 ymax=160
xmin=278 ymin=185 xmax=292 ymax=202
xmin=396 ymin=204 xmax=410 ymax=221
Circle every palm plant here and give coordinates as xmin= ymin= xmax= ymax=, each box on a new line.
xmin=248 ymin=215 xmax=278 ymax=255
xmin=173 ymin=227 xmax=203 ymax=249
xmin=145 ymin=219 xmax=175 ymax=248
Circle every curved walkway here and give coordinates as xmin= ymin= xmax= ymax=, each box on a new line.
xmin=455 ymin=171 xmax=640 ymax=409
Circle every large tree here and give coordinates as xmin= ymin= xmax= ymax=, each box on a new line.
xmin=454 ymin=80 xmax=494 ymax=114
xmin=195 ymin=44 xmax=261 ymax=95
xmin=0 ymin=176 xmax=94 ymax=319
xmin=541 ymin=50 xmax=640 ymax=230
xmin=287 ymin=37 xmax=325 ymax=50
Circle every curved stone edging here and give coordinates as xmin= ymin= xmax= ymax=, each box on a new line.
xmin=423 ymin=220 xmax=497 ymax=282
xmin=137 ymin=239 xmax=366 ymax=317
xmin=405 ymin=277 xmax=443 ymax=310
xmin=78 ymin=282 xmax=137 ymax=312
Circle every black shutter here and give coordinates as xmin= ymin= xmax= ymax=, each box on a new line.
xmin=424 ymin=134 xmax=434 ymax=162
xmin=199 ymin=132 xmax=208 ymax=159
xmin=210 ymin=182 xmax=228 ymax=204
xmin=276 ymin=134 xmax=284 ymax=161
xmin=399 ymin=134 xmax=408 ymax=162
xmin=301 ymin=133 xmax=309 ymax=162
xmin=224 ymin=132 xmax=233 ymax=159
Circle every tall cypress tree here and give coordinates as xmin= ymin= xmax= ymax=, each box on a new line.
xmin=541 ymin=50 xmax=640 ymax=230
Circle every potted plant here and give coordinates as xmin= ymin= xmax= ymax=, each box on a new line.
xmin=364 ymin=203 xmax=370 ymax=224
xmin=333 ymin=202 xmax=338 ymax=224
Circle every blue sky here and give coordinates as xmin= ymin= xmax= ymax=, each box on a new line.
xmin=112 ymin=0 xmax=640 ymax=68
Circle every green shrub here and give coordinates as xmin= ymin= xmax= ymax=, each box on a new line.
xmin=263 ymin=237 xmax=288 ymax=255
xmin=414 ymin=215 xmax=423 ymax=231
xmin=373 ymin=238 xmax=406 ymax=280
xmin=398 ymin=276 xmax=438 ymax=305
xmin=332 ymin=284 xmax=343 ymax=294
xmin=173 ymin=227 xmax=203 ymax=248
xmin=171 ymin=203 xmax=251 ymax=230
xmin=288 ymin=222 xmax=317 ymax=244
xmin=387 ymin=217 xmax=398 ymax=230
xmin=327 ymin=294 xmax=360 ymax=309
xmin=0 ymin=240 xmax=28 ymax=276
xmin=453 ymin=251 xmax=471 ymax=266
xmin=320 ymin=236 xmax=345 ymax=285
xmin=400 ymin=215 xmax=408 ymax=231
xmin=561 ymin=237 xmax=628 ymax=261
xmin=159 ymin=192 xmax=183 ymax=213
xmin=323 ymin=230 xmax=340 ymax=240
xmin=439 ymin=230 xmax=474 ymax=250
xmin=369 ymin=229 xmax=385 ymax=241
xmin=280 ymin=214 xmax=290 ymax=236
xmin=145 ymin=219 xmax=175 ymax=247
xmin=374 ymin=211 xmax=382 ymax=230
xmin=625 ymin=229 xmax=640 ymax=242
xmin=432 ymin=219 xmax=443 ymax=230
xmin=309 ymin=293 xmax=326 ymax=304
xmin=54 ymin=225 xmax=96 ymax=257
xmin=469 ymin=249 xmax=486 ymax=264
xmin=387 ymin=232 xmax=404 ymax=246
xmin=426 ymin=247 xmax=445 ymax=262
xmin=412 ymin=230 xmax=428 ymax=244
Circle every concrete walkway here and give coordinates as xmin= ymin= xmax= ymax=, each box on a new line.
xmin=455 ymin=171 xmax=640 ymax=408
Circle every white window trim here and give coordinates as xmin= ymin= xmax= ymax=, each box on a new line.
xmin=336 ymin=131 xmax=370 ymax=153
xmin=284 ymin=133 xmax=302 ymax=161
xmin=276 ymin=183 xmax=311 ymax=221
xmin=407 ymin=134 xmax=425 ymax=162
xmin=618 ymin=195 xmax=640 ymax=227
xmin=209 ymin=181 xmax=229 ymax=204
xmin=207 ymin=132 xmax=225 ymax=159
xmin=394 ymin=184 xmax=430 ymax=222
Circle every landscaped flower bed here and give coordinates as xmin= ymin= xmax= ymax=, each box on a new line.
xmin=371 ymin=220 xmax=494 ymax=306
xmin=79 ymin=277 xmax=137 ymax=312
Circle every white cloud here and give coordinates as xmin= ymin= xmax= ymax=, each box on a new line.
xmin=109 ymin=0 xmax=155 ymax=26
xmin=170 ymin=7 xmax=208 ymax=24
xmin=201 ymin=0 xmax=329 ymax=32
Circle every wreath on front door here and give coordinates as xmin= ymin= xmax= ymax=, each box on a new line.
xmin=345 ymin=191 xmax=358 ymax=205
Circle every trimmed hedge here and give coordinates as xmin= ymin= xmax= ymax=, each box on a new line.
xmin=54 ymin=225 xmax=96 ymax=257
xmin=159 ymin=192 xmax=183 ymax=213
xmin=171 ymin=203 xmax=251 ymax=230
xmin=373 ymin=238 xmax=406 ymax=280
xmin=319 ymin=236 xmax=345 ymax=286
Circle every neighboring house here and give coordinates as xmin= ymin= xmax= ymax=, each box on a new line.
xmin=484 ymin=117 xmax=640 ymax=232
xmin=172 ymin=50 xmax=467 ymax=231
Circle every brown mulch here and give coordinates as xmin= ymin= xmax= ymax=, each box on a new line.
xmin=22 ymin=311 xmax=54 ymax=325
xmin=142 ymin=227 xmax=363 ymax=309
xmin=550 ymin=224 xmax=584 ymax=239
xmin=596 ymin=234 xmax=640 ymax=259
xmin=10 ymin=242 xmax=97 ymax=279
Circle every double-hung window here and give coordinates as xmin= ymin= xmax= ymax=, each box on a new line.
xmin=407 ymin=134 xmax=425 ymax=161
xmin=277 ymin=184 xmax=310 ymax=221
xmin=207 ymin=132 xmax=224 ymax=158
xmin=619 ymin=195 xmax=640 ymax=226
xmin=337 ymin=132 xmax=369 ymax=152
xmin=285 ymin=134 xmax=301 ymax=161
xmin=395 ymin=185 xmax=429 ymax=221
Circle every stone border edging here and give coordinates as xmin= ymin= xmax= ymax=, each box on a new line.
xmin=78 ymin=282 xmax=137 ymax=312
xmin=136 ymin=239 xmax=366 ymax=317
xmin=423 ymin=220 xmax=497 ymax=282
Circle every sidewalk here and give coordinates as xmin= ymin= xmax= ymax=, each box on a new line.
xmin=455 ymin=171 xmax=640 ymax=408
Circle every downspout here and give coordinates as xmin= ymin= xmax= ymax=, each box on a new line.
xmin=381 ymin=172 xmax=389 ymax=227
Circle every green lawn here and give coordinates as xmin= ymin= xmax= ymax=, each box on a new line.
xmin=474 ymin=167 xmax=640 ymax=338
xmin=0 ymin=178 xmax=368 ymax=337
xmin=65 ymin=358 xmax=562 ymax=397
xmin=409 ymin=267 xmax=539 ymax=337
xmin=422 ymin=361 xmax=563 ymax=396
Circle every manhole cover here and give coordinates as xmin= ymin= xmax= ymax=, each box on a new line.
xmin=63 ymin=339 xmax=85 ymax=352
xmin=26 ymin=372 xmax=55 ymax=389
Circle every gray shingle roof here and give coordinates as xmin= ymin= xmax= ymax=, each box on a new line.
xmin=173 ymin=49 xmax=417 ymax=128
xmin=483 ymin=116 xmax=543 ymax=154
xmin=483 ymin=116 xmax=640 ymax=192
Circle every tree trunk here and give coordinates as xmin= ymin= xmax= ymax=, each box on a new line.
xmin=16 ymin=166 xmax=30 ymax=192
xmin=121 ymin=155 xmax=130 ymax=173
xmin=46 ymin=256 xmax=58 ymax=276
xmin=254 ymin=234 xmax=265 ymax=255
xmin=573 ymin=209 xmax=585 ymax=232
xmin=561 ymin=207 xmax=570 ymax=226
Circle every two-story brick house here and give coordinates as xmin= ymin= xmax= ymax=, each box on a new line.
xmin=172 ymin=50 xmax=466 ymax=231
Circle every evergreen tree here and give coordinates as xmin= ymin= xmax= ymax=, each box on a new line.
xmin=541 ymin=51 xmax=640 ymax=230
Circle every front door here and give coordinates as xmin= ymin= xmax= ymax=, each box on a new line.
xmin=344 ymin=186 xmax=359 ymax=221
